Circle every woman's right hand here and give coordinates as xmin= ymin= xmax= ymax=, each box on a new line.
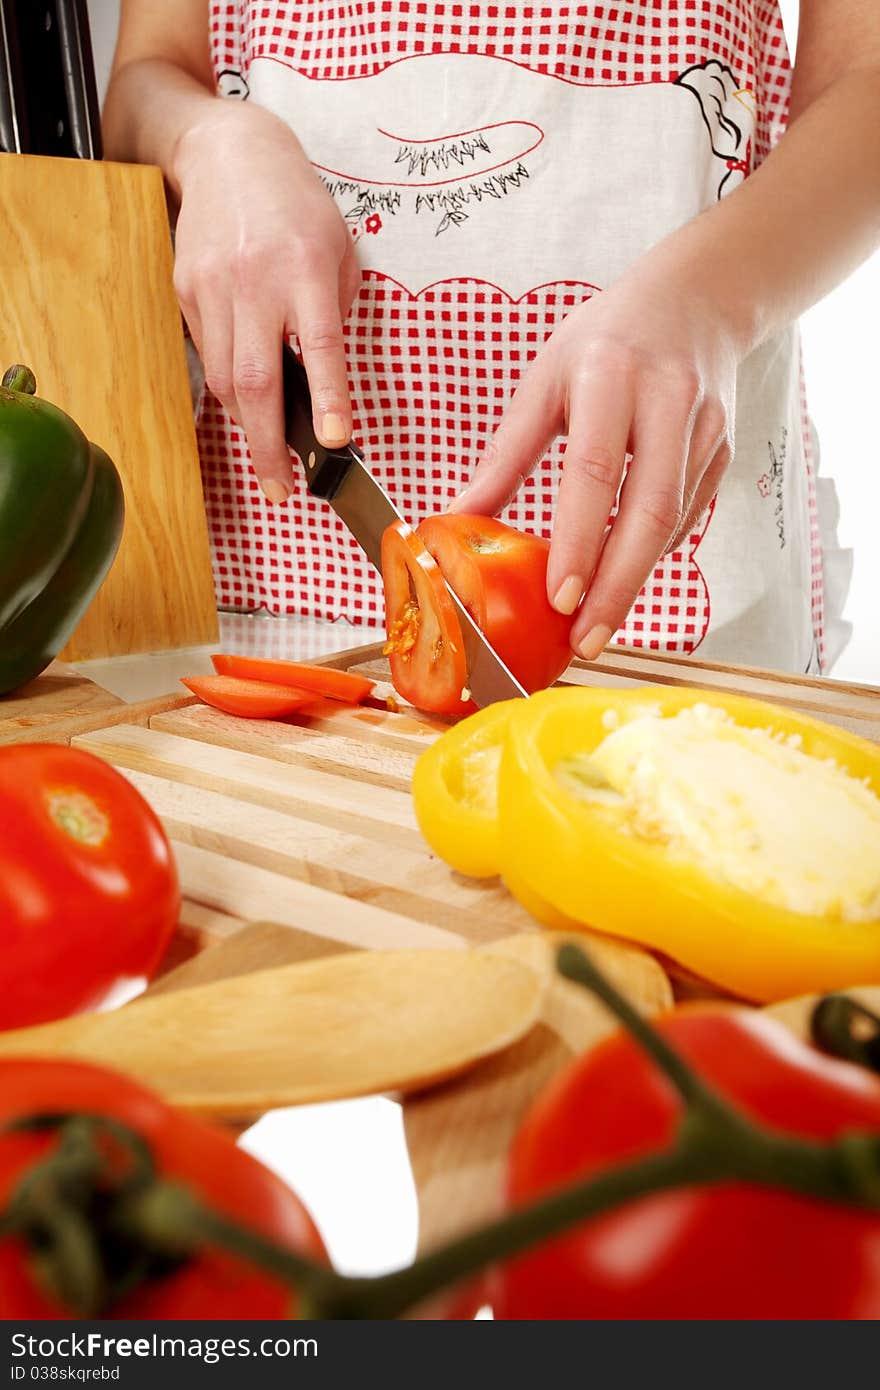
xmin=172 ymin=100 xmax=360 ymax=502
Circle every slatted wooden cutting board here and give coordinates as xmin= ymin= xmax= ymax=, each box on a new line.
xmin=0 ymin=663 xmax=200 ymax=748
xmin=20 ymin=640 xmax=880 ymax=1256
xmin=62 ymin=639 xmax=880 ymax=981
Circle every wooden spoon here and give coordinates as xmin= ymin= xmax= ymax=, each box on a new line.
xmin=0 ymin=949 xmax=542 ymax=1122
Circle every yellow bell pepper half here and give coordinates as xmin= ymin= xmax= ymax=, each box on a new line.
xmin=412 ymin=699 xmax=521 ymax=878
xmin=413 ymin=694 xmax=628 ymax=929
xmin=497 ymin=686 xmax=880 ymax=1003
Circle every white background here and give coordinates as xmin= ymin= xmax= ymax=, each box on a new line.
xmin=82 ymin=0 xmax=880 ymax=1281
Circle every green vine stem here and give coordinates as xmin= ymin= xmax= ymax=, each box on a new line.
xmin=5 ymin=945 xmax=880 ymax=1319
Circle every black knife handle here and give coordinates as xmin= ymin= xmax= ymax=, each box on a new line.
xmin=282 ymin=342 xmax=357 ymax=501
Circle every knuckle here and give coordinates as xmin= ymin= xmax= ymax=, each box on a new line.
xmin=231 ymin=242 xmax=271 ymax=288
xmin=233 ymin=359 xmax=275 ymax=398
xmin=295 ymin=238 xmax=327 ymax=275
xmin=191 ymin=249 xmax=227 ymax=290
xmin=566 ymin=445 xmax=620 ymax=490
xmin=577 ymin=337 xmax=637 ymax=379
xmin=663 ymin=361 xmax=702 ymax=410
xmin=300 ymin=320 xmax=344 ymax=356
xmin=638 ymin=486 xmax=683 ymax=538
xmin=172 ymin=263 xmax=195 ymax=304
xmin=477 ymin=436 xmax=504 ymax=473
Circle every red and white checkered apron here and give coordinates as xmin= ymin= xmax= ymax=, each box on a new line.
xmin=200 ymin=2 xmax=828 ymax=672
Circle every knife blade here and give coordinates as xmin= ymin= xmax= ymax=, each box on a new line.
xmin=281 ymin=343 xmax=527 ymax=707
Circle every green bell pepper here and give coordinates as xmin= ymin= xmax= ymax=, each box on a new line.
xmin=0 ymin=365 xmax=124 ymax=695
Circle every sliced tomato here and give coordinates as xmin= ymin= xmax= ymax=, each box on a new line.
xmin=417 ymin=514 xmax=574 ymax=694
xmin=381 ymin=521 xmax=470 ymax=718
xmin=211 ymin=654 xmax=375 ymax=704
xmin=181 ymin=675 xmax=315 ymax=720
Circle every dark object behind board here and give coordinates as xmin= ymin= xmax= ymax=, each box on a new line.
xmin=0 ymin=0 xmax=101 ymax=158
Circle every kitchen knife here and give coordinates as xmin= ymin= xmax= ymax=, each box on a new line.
xmin=281 ymin=342 xmax=527 ymax=707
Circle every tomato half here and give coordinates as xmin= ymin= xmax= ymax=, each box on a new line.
xmin=0 ymin=1059 xmax=325 ymax=1318
xmin=381 ymin=521 xmax=470 ymax=717
xmin=0 ymin=745 xmax=179 ymax=1029
xmin=491 ymin=1008 xmax=880 ymax=1319
xmin=181 ymin=675 xmax=316 ymax=720
xmin=417 ymin=515 xmax=574 ymax=694
xmin=211 ymin=654 xmax=375 ymax=704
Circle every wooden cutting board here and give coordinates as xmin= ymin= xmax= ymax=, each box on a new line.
xmin=0 ymin=153 xmax=218 ymax=660
xmin=17 ymin=638 xmax=880 ymax=1255
xmin=0 ymin=666 xmax=196 ymax=747
xmin=0 ymin=662 xmax=121 ymax=742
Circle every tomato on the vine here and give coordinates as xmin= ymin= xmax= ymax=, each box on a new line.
xmin=491 ymin=1008 xmax=880 ymax=1319
xmin=0 ymin=744 xmax=179 ymax=1028
xmin=0 ymin=1059 xmax=325 ymax=1318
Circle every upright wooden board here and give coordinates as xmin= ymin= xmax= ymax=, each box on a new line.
xmin=0 ymin=153 xmax=218 ymax=660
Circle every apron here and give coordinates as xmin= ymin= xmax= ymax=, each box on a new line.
xmin=199 ymin=2 xmax=849 ymax=674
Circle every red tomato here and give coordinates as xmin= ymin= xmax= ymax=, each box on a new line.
xmin=0 ymin=1059 xmax=325 ymax=1317
xmin=182 ymin=675 xmax=315 ymax=719
xmin=0 ymin=746 xmax=179 ymax=1029
xmin=417 ymin=515 xmax=574 ymax=695
xmin=381 ymin=521 xmax=470 ymax=718
xmin=210 ymin=654 xmax=375 ymax=704
xmin=492 ymin=1008 xmax=880 ymax=1319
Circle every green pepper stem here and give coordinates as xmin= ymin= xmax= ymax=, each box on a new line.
xmin=555 ymin=943 xmax=745 ymax=1124
xmin=1 ymin=365 xmax=36 ymax=395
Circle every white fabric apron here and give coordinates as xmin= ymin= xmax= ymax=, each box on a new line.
xmin=200 ymin=3 xmax=850 ymax=673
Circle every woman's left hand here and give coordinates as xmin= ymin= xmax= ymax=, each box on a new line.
xmin=450 ymin=259 xmax=744 ymax=659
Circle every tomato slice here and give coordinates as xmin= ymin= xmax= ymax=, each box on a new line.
xmin=381 ymin=521 xmax=470 ymax=717
xmin=181 ymin=675 xmax=316 ymax=720
xmin=211 ymin=654 xmax=375 ymax=704
xmin=417 ymin=514 xmax=574 ymax=694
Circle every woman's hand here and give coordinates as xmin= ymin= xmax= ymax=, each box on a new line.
xmin=451 ymin=260 xmax=742 ymax=659
xmin=172 ymin=100 xmax=360 ymax=502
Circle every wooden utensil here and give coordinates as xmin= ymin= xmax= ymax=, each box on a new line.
xmin=0 ymin=950 xmax=542 ymax=1121
xmin=405 ymin=929 xmax=673 ymax=1251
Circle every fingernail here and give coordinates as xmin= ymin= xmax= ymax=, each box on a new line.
xmin=261 ymin=479 xmax=291 ymax=504
xmin=551 ymin=575 xmax=585 ymax=616
xmin=577 ymin=624 xmax=614 ymax=661
xmin=448 ymin=486 xmax=472 ymax=514
xmin=320 ymin=412 xmax=348 ymax=446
